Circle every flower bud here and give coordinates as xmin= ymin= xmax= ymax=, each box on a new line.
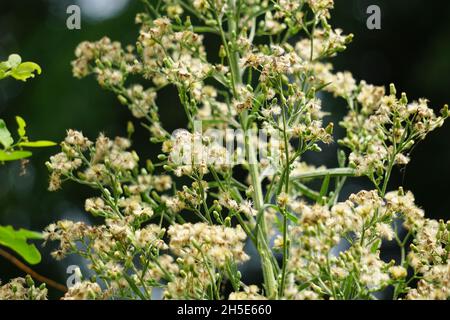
xmin=146 ymin=159 xmax=154 ymax=173
xmin=213 ymin=211 xmax=221 ymax=222
xmin=400 ymin=92 xmax=408 ymax=105
xmin=440 ymin=104 xmax=449 ymax=118
xmin=118 ymin=95 xmax=128 ymax=105
xmin=389 ymin=83 xmax=397 ymax=96
xmin=127 ymin=121 xmax=135 ymax=136
xmin=219 ymin=45 xmax=227 ymax=59
xmin=25 ymin=275 xmax=34 ymax=287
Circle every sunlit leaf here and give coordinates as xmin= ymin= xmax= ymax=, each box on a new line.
xmin=285 ymin=211 xmax=299 ymax=224
xmin=0 ymin=150 xmax=32 ymax=161
xmin=16 ymin=115 xmax=27 ymax=137
xmin=0 ymin=225 xmax=43 ymax=265
xmin=318 ymin=175 xmax=331 ymax=205
xmin=11 ymin=62 xmax=42 ymax=82
xmin=19 ymin=140 xmax=57 ymax=148
xmin=0 ymin=119 xmax=14 ymax=149
xmin=370 ymin=239 xmax=382 ymax=254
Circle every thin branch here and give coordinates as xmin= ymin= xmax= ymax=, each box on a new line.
xmin=0 ymin=247 xmax=68 ymax=293
xmin=291 ymin=167 xmax=357 ymax=180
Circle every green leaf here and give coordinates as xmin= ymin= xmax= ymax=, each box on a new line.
xmin=16 ymin=116 xmax=27 ymax=137
xmin=285 ymin=211 xmax=299 ymax=224
xmin=319 ymin=174 xmax=331 ymax=204
xmin=0 ymin=150 xmax=32 ymax=161
xmin=0 ymin=119 xmax=14 ymax=149
xmin=19 ymin=140 xmax=57 ymax=148
xmin=11 ymin=62 xmax=42 ymax=82
xmin=0 ymin=225 xmax=43 ymax=265
xmin=370 ymin=238 xmax=382 ymax=254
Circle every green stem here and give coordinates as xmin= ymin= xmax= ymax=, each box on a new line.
xmin=215 ymin=14 xmax=238 ymax=95
xmin=381 ymin=160 xmax=394 ymax=196
xmin=279 ymin=102 xmax=290 ymax=296
xmin=291 ymin=167 xmax=356 ymax=180
xmin=141 ymin=0 xmax=159 ymax=18
xmin=242 ymin=121 xmax=277 ymax=298
xmin=215 ymin=0 xmax=278 ymax=298
xmin=172 ymin=25 xmax=219 ymax=34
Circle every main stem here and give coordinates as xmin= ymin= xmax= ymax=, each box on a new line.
xmin=218 ymin=0 xmax=277 ymax=298
xmin=279 ymin=103 xmax=290 ymax=296
xmin=245 ymin=127 xmax=277 ymax=298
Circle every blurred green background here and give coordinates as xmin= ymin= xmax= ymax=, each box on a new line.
xmin=0 ymin=0 xmax=449 ymax=298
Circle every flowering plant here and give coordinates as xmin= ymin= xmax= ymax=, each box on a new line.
xmin=1 ymin=0 xmax=449 ymax=300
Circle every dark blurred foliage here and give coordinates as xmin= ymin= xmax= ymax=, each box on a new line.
xmin=330 ymin=0 xmax=450 ymax=219
xmin=0 ymin=0 xmax=449 ymax=298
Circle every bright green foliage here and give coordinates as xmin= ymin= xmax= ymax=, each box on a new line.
xmin=0 ymin=150 xmax=32 ymax=161
xmin=0 ymin=226 xmax=43 ymax=265
xmin=0 ymin=54 xmax=52 ymax=266
xmin=19 ymin=141 xmax=57 ymax=148
xmin=0 ymin=115 xmax=56 ymax=163
xmin=16 ymin=115 xmax=27 ymax=137
xmin=0 ymin=54 xmax=41 ymax=81
xmin=0 ymin=119 xmax=14 ymax=149
xmin=0 ymin=55 xmax=55 ymax=163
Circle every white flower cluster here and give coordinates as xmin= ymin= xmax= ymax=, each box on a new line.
xmin=342 ymin=84 xmax=448 ymax=180
xmin=0 ymin=277 xmax=47 ymax=300
xmin=163 ymin=129 xmax=231 ymax=176
xmin=283 ymin=188 xmax=443 ymax=298
xmin=168 ymin=223 xmax=249 ymax=267
xmin=407 ymin=219 xmax=450 ymax=299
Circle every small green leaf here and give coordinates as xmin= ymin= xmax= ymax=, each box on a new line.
xmin=0 ymin=150 xmax=32 ymax=161
xmin=285 ymin=211 xmax=299 ymax=224
xmin=370 ymin=238 xmax=382 ymax=254
xmin=0 ymin=119 xmax=14 ymax=149
xmin=319 ymin=175 xmax=331 ymax=199
xmin=0 ymin=225 xmax=43 ymax=265
xmin=19 ymin=140 xmax=56 ymax=148
xmin=16 ymin=116 xmax=27 ymax=137
xmin=337 ymin=149 xmax=346 ymax=168
xmin=11 ymin=62 xmax=42 ymax=82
